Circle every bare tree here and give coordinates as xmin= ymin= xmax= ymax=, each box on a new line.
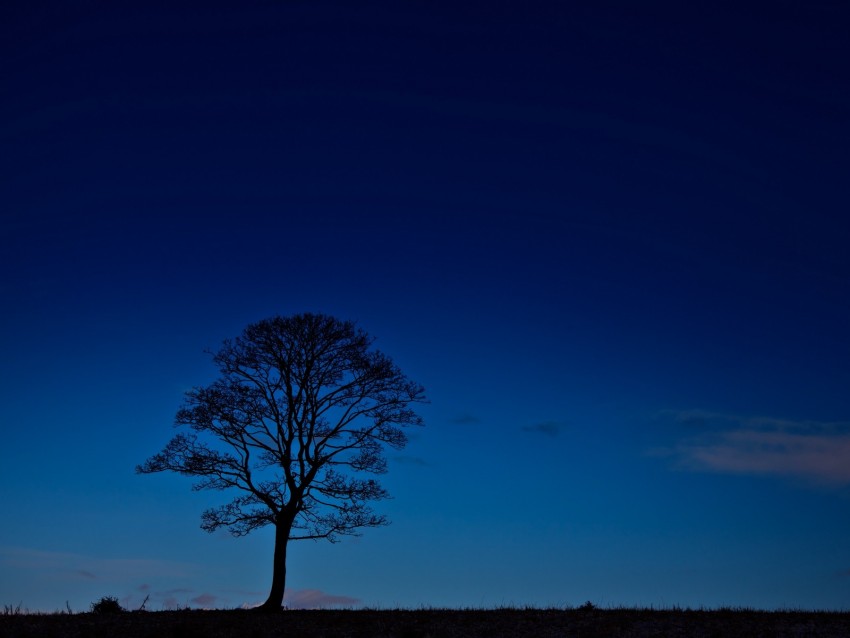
xmin=137 ymin=313 xmax=426 ymax=611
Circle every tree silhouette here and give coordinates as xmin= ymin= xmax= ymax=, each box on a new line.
xmin=137 ymin=313 xmax=426 ymax=611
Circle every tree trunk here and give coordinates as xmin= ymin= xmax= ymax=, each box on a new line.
xmin=258 ymin=514 xmax=293 ymax=611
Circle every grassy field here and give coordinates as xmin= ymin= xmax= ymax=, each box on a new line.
xmin=3 ymin=606 xmax=850 ymax=638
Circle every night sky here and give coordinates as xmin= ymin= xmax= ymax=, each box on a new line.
xmin=2 ymin=1 xmax=850 ymax=612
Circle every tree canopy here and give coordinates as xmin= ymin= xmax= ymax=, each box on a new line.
xmin=138 ymin=313 xmax=426 ymax=609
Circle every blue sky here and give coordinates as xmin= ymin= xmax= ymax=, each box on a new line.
xmin=2 ymin=1 xmax=850 ymax=612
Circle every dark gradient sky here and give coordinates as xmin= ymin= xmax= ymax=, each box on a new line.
xmin=2 ymin=1 xmax=850 ymax=611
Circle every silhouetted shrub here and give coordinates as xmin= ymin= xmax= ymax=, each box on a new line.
xmin=91 ymin=596 xmax=124 ymax=614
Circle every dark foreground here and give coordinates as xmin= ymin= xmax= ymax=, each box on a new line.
xmin=3 ymin=608 xmax=850 ymax=638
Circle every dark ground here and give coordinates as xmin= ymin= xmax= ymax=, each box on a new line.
xmin=2 ymin=608 xmax=850 ymax=638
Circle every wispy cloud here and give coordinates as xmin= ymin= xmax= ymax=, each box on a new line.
xmin=284 ymin=588 xmax=360 ymax=609
xmin=520 ymin=421 xmax=564 ymax=437
xmin=0 ymin=547 xmax=195 ymax=581
xmin=662 ymin=409 xmax=850 ymax=434
xmin=392 ymin=454 xmax=430 ymax=467
xmin=125 ymin=587 xmax=195 ymax=611
xmin=122 ymin=586 xmax=269 ymax=611
xmin=659 ymin=410 xmax=850 ymax=485
xmin=0 ymin=547 xmax=269 ymax=611
xmin=451 ymin=413 xmax=480 ymax=425
xmin=191 ymin=593 xmax=218 ymax=608
xmin=162 ymin=596 xmax=182 ymax=610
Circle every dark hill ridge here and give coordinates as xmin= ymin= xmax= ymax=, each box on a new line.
xmin=3 ymin=608 xmax=850 ymax=638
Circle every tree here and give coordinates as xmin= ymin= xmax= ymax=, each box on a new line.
xmin=137 ymin=313 xmax=426 ymax=611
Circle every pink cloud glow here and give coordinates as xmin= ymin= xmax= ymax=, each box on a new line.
xmin=0 ymin=547 xmax=195 ymax=581
xmin=191 ymin=593 xmax=218 ymax=607
xmin=666 ymin=412 xmax=850 ymax=484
